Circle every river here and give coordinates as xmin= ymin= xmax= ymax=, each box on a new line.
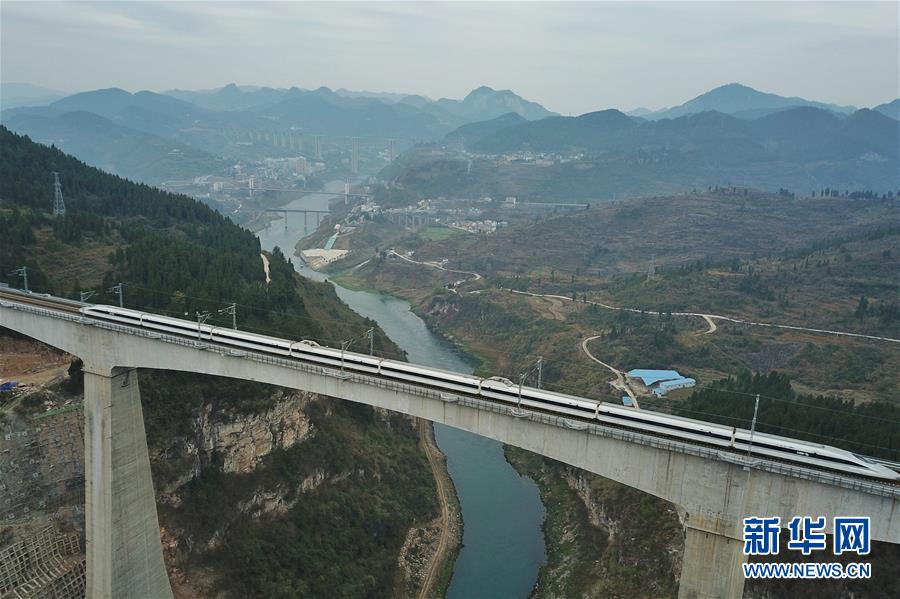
xmin=257 ymin=183 xmax=546 ymax=598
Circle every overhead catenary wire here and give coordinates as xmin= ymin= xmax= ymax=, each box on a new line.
xmin=8 ymin=281 xmax=406 ymax=361
xmin=8 ymin=282 xmax=897 ymax=454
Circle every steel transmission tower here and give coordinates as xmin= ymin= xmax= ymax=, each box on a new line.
xmin=52 ymin=172 xmax=66 ymax=216
xmin=351 ymin=137 xmax=360 ymax=173
xmin=314 ymin=135 xmax=323 ymax=160
xmin=387 ymin=138 xmax=396 ymax=162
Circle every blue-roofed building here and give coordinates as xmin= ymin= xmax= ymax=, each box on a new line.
xmin=626 ymin=369 xmax=695 ymax=397
xmin=627 ymin=369 xmax=683 ymax=386
xmin=654 ymin=377 xmax=696 ymax=397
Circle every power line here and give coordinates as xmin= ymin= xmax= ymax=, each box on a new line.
xmin=654 ymin=405 xmax=900 ymax=457
xmin=684 ymin=383 xmax=900 ymax=426
xmin=116 ymin=283 xmax=382 ymax=337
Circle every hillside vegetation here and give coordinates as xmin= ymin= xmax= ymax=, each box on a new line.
xmin=390 ymin=106 xmax=899 ymax=200
xmin=0 ymin=126 xmax=435 ymax=596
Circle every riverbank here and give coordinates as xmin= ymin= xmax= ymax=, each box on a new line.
xmin=262 ymin=184 xmax=547 ymax=598
xmin=335 ymin=254 xmax=687 ymax=597
xmin=417 ymin=421 xmax=462 ymax=599
xmin=504 ymin=447 xmax=682 ymax=598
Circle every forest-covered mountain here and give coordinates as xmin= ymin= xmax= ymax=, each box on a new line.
xmin=0 ymin=126 xmax=438 ymax=596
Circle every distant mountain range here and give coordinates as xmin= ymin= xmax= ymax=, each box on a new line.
xmin=432 ymin=86 xmax=556 ymax=121
xmin=0 ymin=83 xmax=557 ymax=181
xmin=423 ymin=104 xmax=900 ymax=199
xmin=2 ymin=110 xmax=224 ymax=184
xmin=466 ymin=104 xmax=898 ymax=162
xmin=2 ymin=80 xmax=895 ymax=193
xmin=0 ymin=82 xmax=68 ymax=110
xmin=1 ymin=88 xmax=273 ymax=163
xmin=632 ymin=83 xmax=858 ymax=120
xmin=873 ymin=99 xmax=900 ymax=121
xmin=445 ymin=112 xmax=528 ymax=145
xmin=163 ymin=83 xmax=555 ymax=128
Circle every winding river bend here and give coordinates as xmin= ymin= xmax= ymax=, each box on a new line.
xmin=257 ymin=183 xmax=546 ymax=598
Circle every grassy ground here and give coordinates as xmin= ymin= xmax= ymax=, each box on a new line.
xmin=419 ymin=226 xmax=465 ymax=242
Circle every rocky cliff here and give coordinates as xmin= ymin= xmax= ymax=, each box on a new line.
xmin=505 ymin=448 xmax=683 ymax=599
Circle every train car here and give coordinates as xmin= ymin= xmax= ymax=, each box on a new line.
xmin=78 ymin=304 xmax=899 ymax=481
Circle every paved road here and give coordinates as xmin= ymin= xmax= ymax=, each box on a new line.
xmin=505 ymin=289 xmax=899 ymax=344
xmin=389 ymin=250 xmax=483 ymax=281
xmin=387 ymin=252 xmax=898 ymax=344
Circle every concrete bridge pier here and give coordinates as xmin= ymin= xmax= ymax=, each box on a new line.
xmin=678 ymin=513 xmax=747 ymax=599
xmin=83 ymin=366 xmax=173 ymax=599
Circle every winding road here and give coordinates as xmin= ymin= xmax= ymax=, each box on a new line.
xmin=581 ymin=335 xmax=640 ymax=409
xmin=388 ymin=249 xmax=482 ymax=281
xmin=503 ymin=289 xmax=900 ymax=344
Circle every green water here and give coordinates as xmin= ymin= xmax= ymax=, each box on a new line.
xmin=258 ymin=185 xmax=546 ymax=598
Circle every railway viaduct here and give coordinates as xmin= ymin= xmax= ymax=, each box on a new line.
xmin=2 ymin=296 xmax=899 ymax=599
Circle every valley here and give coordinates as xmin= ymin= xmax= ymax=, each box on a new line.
xmin=1 ymin=13 xmax=898 ymax=593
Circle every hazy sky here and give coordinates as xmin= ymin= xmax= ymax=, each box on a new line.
xmin=2 ymin=1 xmax=897 ymax=114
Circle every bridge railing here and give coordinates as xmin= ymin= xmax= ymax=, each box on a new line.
xmin=3 ymin=300 xmax=898 ymax=500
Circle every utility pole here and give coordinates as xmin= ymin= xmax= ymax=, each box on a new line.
xmin=52 ymin=172 xmax=66 ymax=216
xmin=340 ymin=340 xmax=352 ymax=375
xmin=351 ymin=137 xmax=360 ymax=174
xmin=517 ymin=372 xmax=526 ymax=409
xmin=218 ymin=303 xmax=237 ymax=329
xmin=107 ymin=283 xmax=123 ymax=307
xmin=196 ymin=311 xmax=211 ymax=340
xmin=536 ymin=356 xmax=544 ymax=389
xmin=10 ymin=266 xmax=28 ymax=291
xmin=80 ymin=290 xmax=97 ymax=303
xmin=746 ymin=393 xmax=760 ymax=460
xmin=366 ymin=327 xmax=374 ymax=355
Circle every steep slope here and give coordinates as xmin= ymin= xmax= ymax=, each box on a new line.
xmin=0 ymin=126 xmax=440 ymax=597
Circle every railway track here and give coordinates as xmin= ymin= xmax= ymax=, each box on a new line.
xmin=0 ymin=288 xmax=85 ymax=314
xmin=2 ymin=287 xmax=898 ymax=490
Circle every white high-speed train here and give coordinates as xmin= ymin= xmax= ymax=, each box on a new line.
xmin=80 ymin=304 xmax=900 ymax=482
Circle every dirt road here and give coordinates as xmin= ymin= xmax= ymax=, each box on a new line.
xmin=581 ymin=335 xmax=640 ymax=409
xmin=417 ymin=420 xmax=453 ymax=599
